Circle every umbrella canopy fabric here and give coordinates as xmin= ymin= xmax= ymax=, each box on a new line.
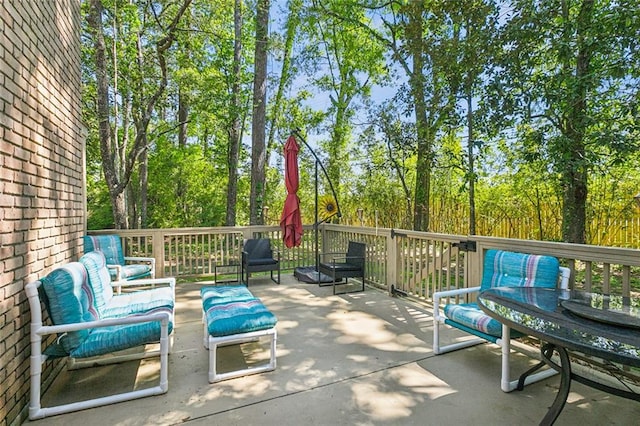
xmin=280 ymin=135 xmax=303 ymax=248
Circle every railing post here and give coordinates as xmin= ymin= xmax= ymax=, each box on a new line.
xmin=152 ymin=229 xmax=165 ymax=278
xmin=386 ymin=231 xmax=396 ymax=294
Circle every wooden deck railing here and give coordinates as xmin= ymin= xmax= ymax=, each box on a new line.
xmin=88 ymin=224 xmax=640 ymax=299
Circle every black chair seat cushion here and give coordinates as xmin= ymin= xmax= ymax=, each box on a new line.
xmin=247 ymin=258 xmax=278 ymax=266
xmin=320 ymin=262 xmax=361 ymax=272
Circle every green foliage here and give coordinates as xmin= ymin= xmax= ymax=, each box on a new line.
xmin=82 ymin=0 xmax=640 ymax=247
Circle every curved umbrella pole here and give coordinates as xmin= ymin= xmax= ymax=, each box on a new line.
xmin=292 ymin=129 xmax=342 ymax=224
xmin=292 ymin=129 xmax=343 ymax=280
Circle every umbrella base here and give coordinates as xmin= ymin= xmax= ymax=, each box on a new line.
xmin=293 ymin=266 xmax=335 ymax=284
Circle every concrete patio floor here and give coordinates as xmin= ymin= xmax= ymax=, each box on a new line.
xmin=26 ymin=275 xmax=639 ymax=425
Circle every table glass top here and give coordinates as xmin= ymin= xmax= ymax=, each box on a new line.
xmin=561 ymin=291 xmax=640 ymax=329
xmin=477 ymin=287 xmax=640 ymax=365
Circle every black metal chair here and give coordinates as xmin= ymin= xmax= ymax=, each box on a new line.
xmin=241 ymin=238 xmax=280 ymax=285
xmin=319 ymin=241 xmax=366 ymax=295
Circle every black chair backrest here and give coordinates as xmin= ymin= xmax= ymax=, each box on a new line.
xmin=244 ymin=238 xmax=273 ymax=259
xmin=346 ymin=242 xmax=366 ymax=267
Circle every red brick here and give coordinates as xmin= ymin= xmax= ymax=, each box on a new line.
xmin=2 ymin=0 xmax=83 ymax=423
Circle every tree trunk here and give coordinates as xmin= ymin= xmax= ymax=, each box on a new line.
xmin=139 ymin=146 xmax=148 ymax=228
xmin=176 ymin=87 xmax=188 ymax=225
xmin=560 ymin=0 xmax=594 ymax=244
xmin=266 ymin=0 xmax=300 ymax=158
xmin=249 ymin=0 xmax=270 ymax=225
xmin=405 ymin=1 xmax=431 ymax=232
xmin=88 ymin=0 xmax=191 ymax=229
xmin=226 ymin=0 xmax=243 ymax=226
xmin=88 ymin=0 xmax=127 ymax=229
xmin=466 ymin=92 xmax=476 ymax=235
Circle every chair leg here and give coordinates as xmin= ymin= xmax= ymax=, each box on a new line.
xmin=269 ymin=266 xmax=280 ymax=284
xmin=501 ymin=325 xmax=512 ymax=392
xmin=499 ymin=324 xmax=558 ymax=392
xmin=333 ymin=275 xmax=366 ymax=295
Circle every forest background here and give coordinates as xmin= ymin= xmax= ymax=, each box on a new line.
xmin=82 ymin=0 xmax=640 ymax=248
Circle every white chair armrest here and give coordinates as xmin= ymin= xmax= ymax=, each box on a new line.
xmin=36 ymin=311 xmax=171 ymax=337
xmin=110 ymin=277 xmax=175 ymax=289
xmin=124 ymin=256 xmax=155 ymax=265
xmin=433 ymin=286 xmax=481 ymax=303
xmin=433 ymin=286 xmax=481 ymax=324
xmin=106 ymin=264 xmax=126 ymax=282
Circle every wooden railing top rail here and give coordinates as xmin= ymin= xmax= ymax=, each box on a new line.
xmin=87 ymin=224 xmax=640 ymax=297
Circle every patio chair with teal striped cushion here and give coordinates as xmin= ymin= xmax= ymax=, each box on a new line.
xmin=25 ymin=256 xmax=175 ymax=420
xmin=83 ymin=234 xmax=155 ymax=283
xmin=432 ymin=249 xmax=570 ymax=392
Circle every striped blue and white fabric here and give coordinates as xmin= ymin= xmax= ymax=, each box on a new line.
xmin=79 ymin=250 xmax=174 ymax=319
xmin=480 ymin=249 xmax=560 ymax=290
xmin=70 ymin=307 xmax=173 ymax=358
xmin=40 ymin=257 xmax=173 ymax=357
xmin=201 ymin=286 xmax=277 ymax=337
xmin=83 ymin=235 xmax=126 ymax=269
xmin=79 ymin=250 xmax=114 ymax=314
xmin=444 ymin=249 xmax=560 ymax=338
xmin=41 ymin=262 xmax=99 ymax=353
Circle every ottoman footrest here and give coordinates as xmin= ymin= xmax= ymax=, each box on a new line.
xmin=200 ymin=286 xmax=277 ymax=383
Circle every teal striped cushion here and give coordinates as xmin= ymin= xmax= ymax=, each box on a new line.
xmin=201 ymin=286 xmax=277 ymax=337
xmin=444 ymin=303 xmax=503 ymax=337
xmin=80 ymin=250 xmax=114 ymax=316
xmin=480 ymin=250 xmax=559 ymax=290
xmin=70 ymin=307 xmax=173 ymax=358
xmin=83 ymin=235 xmax=126 ymax=266
xmin=201 ymin=285 xmax=255 ymax=305
xmin=101 ymin=287 xmax=174 ymax=319
xmin=41 ymin=263 xmax=99 ymax=353
xmin=118 ymin=263 xmax=152 ymax=280
xmin=204 ymin=299 xmax=277 ymax=337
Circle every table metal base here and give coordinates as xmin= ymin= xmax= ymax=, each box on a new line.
xmin=516 ymin=343 xmax=639 ymax=426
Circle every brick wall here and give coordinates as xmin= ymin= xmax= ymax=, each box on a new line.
xmin=0 ymin=1 xmax=84 ymax=424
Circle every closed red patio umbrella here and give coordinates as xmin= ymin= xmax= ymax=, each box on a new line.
xmin=280 ymin=135 xmax=303 ymax=248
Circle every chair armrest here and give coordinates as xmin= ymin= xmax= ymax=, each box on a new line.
xmin=124 ymin=256 xmax=155 ymax=265
xmin=107 ymin=257 xmax=156 ymax=281
xmin=106 ymin=264 xmax=123 ymax=280
xmin=433 ymin=286 xmax=481 ymax=305
xmin=125 ymin=256 xmax=156 ymax=279
xmin=330 ymin=255 xmax=364 ymax=264
xmin=433 ymin=286 xmax=481 ymax=323
xmin=321 ymin=252 xmax=347 ymax=262
xmin=110 ymin=276 xmax=175 ymax=290
xmin=36 ymin=311 xmax=171 ymax=337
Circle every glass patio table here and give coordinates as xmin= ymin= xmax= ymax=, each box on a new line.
xmin=477 ymin=287 xmax=640 ymax=426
